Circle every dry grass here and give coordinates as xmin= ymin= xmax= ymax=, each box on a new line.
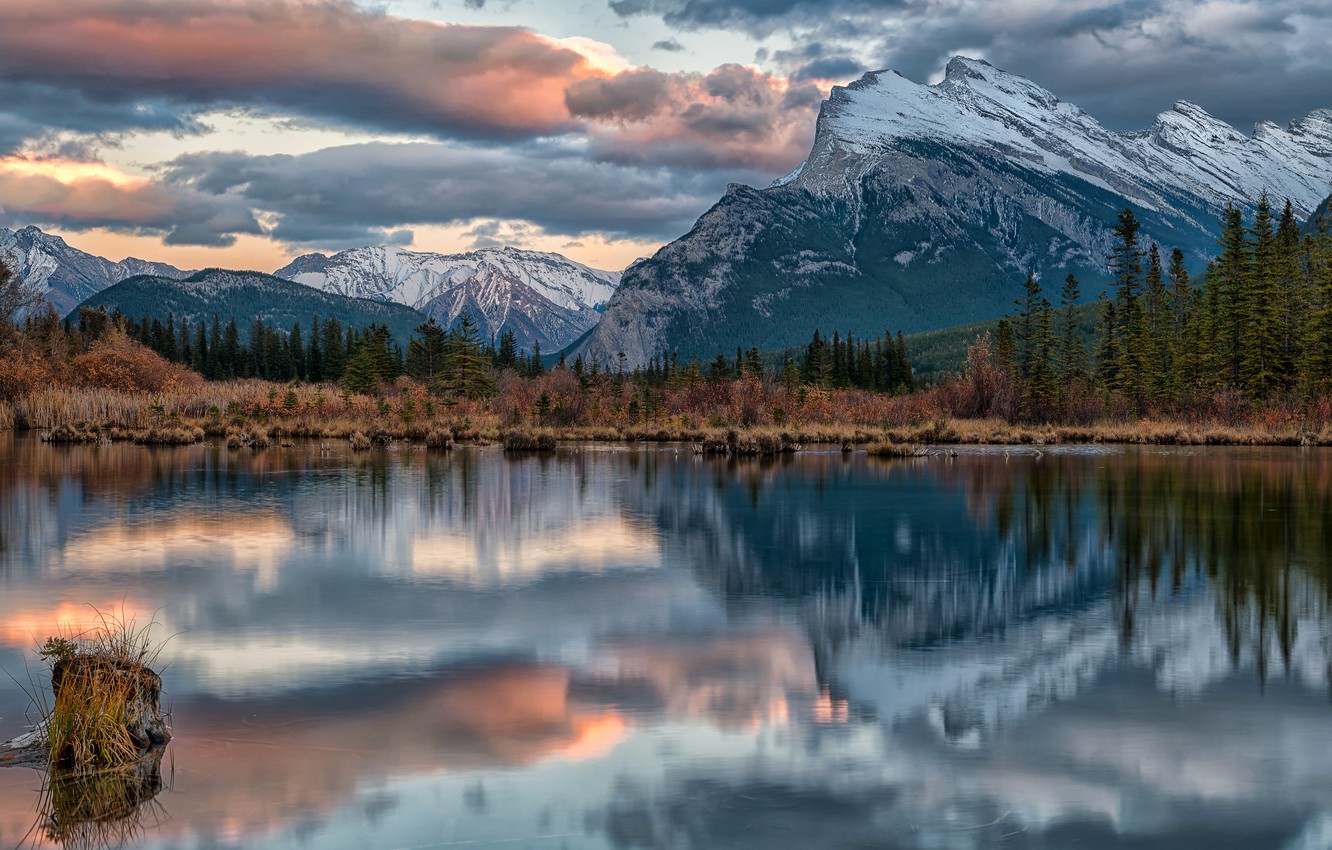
xmin=38 ymin=608 xmax=169 ymax=771
xmin=9 ymin=374 xmax=1332 ymax=449
xmin=503 ymin=429 xmax=556 ymax=452
xmin=865 ymin=441 xmax=918 ymax=457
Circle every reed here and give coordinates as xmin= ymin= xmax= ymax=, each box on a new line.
xmin=38 ymin=609 xmax=169 ymax=771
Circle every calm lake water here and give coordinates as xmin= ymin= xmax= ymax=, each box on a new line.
xmin=1 ymin=433 xmax=1331 ymax=849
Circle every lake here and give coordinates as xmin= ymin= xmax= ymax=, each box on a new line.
xmin=1 ymin=433 xmax=1331 ymax=849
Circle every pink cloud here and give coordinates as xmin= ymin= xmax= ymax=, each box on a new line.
xmin=0 ymin=0 xmax=599 ymax=137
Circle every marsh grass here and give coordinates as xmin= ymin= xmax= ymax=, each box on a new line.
xmin=29 ymin=754 xmax=169 ymax=850
xmin=38 ymin=608 xmax=170 ymax=771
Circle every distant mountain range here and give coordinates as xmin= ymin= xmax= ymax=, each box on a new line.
xmin=77 ymin=269 xmax=425 ymax=346
xmin=0 ymin=225 xmax=193 ymax=317
xmin=275 ymin=246 xmax=618 ymax=352
xmin=2 ymin=227 xmax=618 ymax=353
xmin=579 ymin=56 xmax=1332 ymax=367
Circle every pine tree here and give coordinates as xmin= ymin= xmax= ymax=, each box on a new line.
xmin=221 ymin=319 xmax=242 ymax=379
xmin=1166 ymin=248 xmax=1194 ymax=398
xmin=191 ymin=321 xmax=208 ymax=375
xmin=1023 ymin=297 xmax=1057 ymax=417
xmin=1093 ymin=294 xmax=1119 ymax=389
xmin=321 ymin=318 xmax=346 ymax=380
xmin=406 ymin=318 xmax=449 ymax=382
xmin=1109 ymin=207 xmax=1146 ymax=406
xmin=1214 ymin=205 xmax=1249 ymax=388
xmin=1142 ymin=243 xmax=1169 ymax=403
xmin=993 ymin=318 xmax=1016 ymax=372
xmin=440 ymin=313 xmax=495 ymax=399
xmin=1057 ymin=273 xmax=1085 ymax=383
xmin=1014 ymin=273 xmax=1043 ymax=380
xmin=289 ymin=323 xmax=306 ymax=380
xmin=1241 ymin=193 xmax=1280 ymax=398
xmin=495 ymin=328 xmax=518 ymax=370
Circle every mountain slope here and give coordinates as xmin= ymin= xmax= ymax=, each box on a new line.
xmin=581 ymin=57 xmax=1332 ymax=367
xmin=73 ymin=269 xmax=426 ymax=344
xmin=0 ymin=225 xmax=192 ymax=317
xmin=276 ymin=245 xmax=618 ymax=352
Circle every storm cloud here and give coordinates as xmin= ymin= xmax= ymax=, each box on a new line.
xmin=0 ymin=163 xmax=260 ymax=246
xmin=611 ymin=0 xmax=1332 ymax=131
xmin=161 ymin=140 xmax=737 ymax=247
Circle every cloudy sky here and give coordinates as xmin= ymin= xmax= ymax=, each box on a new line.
xmin=0 ymin=0 xmax=1328 ymax=273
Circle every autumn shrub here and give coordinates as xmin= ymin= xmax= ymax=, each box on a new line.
xmin=68 ymin=331 xmax=200 ymax=393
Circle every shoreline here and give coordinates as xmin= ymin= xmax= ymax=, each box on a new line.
xmin=6 ymin=381 xmax=1332 ymax=451
xmin=7 ymin=418 xmax=1330 ymax=450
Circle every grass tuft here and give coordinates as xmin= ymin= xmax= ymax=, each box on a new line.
xmin=38 ymin=608 xmax=170 ymax=771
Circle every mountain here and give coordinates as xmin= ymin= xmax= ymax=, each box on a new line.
xmin=1305 ymin=192 xmax=1332 ymax=237
xmin=0 ymin=225 xmax=192 ymax=317
xmin=73 ymin=269 xmax=426 ymax=345
xmin=581 ymin=56 xmax=1332 ymax=367
xmin=275 ymin=245 xmax=619 ymax=352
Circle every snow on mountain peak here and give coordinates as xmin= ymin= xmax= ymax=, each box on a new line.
xmin=274 ymin=244 xmax=621 ymax=351
xmin=796 ymin=56 xmax=1332 ymax=217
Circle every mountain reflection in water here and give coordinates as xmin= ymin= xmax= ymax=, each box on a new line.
xmin=0 ymin=434 xmax=1330 ymax=849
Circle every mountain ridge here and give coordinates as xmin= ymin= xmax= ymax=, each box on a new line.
xmin=0 ymin=225 xmax=193 ymax=317
xmin=73 ymin=269 xmax=426 ymax=345
xmin=580 ymin=57 xmax=1332 ymax=368
xmin=275 ymin=244 xmax=619 ymax=352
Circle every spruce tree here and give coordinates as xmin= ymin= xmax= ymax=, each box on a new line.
xmin=1058 ymin=273 xmax=1085 ymax=383
xmin=441 ymin=313 xmax=495 ymax=399
xmin=1166 ymin=248 xmax=1194 ymax=398
xmin=1143 ymin=243 xmax=1169 ymax=403
xmin=1241 ymin=193 xmax=1280 ymax=398
xmin=1109 ymin=207 xmax=1146 ymax=406
xmin=1214 ymin=205 xmax=1249 ymax=388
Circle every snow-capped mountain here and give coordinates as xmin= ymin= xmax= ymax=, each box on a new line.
xmin=76 ymin=269 xmax=425 ymax=346
xmin=276 ymin=245 xmax=619 ymax=352
xmin=582 ymin=56 xmax=1332 ymax=367
xmin=0 ymin=225 xmax=192 ymax=317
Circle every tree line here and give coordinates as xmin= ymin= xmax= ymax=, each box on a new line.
xmin=994 ymin=193 xmax=1332 ymax=419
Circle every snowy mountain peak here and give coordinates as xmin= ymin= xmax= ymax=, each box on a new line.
xmin=584 ymin=57 xmax=1332 ymax=369
xmin=274 ymin=244 xmax=620 ymax=352
xmin=1 ymin=225 xmax=192 ymax=317
xmin=800 ymin=56 xmax=1332 ymax=218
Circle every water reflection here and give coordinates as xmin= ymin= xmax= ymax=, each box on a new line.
xmin=1 ymin=434 xmax=1331 ymax=848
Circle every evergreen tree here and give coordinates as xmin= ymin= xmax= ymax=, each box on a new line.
xmin=1109 ymin=207 xmax=1147 ymax=406
xmin=1093 ymin=294 xmax=1119 ymax=389
xmin=208 ymin=317 xmax=223 ymax=380
xmin=1014 ymin=273 xmax=1043 ymax=379
xmin=406 ymin=318 xmax=449 ymax=382
xmin=993 ymin=318 xmax=1016 ymax=372
xmin=803 ymin=329 xmax=831 ymax=385
xmin=1142 ymin=243 xmax=1169 ymax=403
xmin=307 ymin=321 xmax=324 ymax=382
xmin=440 ymin=313 xmax=495 ymax=399
xmin=1213 ymin=205 xmax=1249 ymax=388
xmin=1166 ymin=248 xmax=1195 ymax=398
xmin=495 ymin=328 xmax=519 ymax=370
xmin=221 ymin=319 xmax=242 ymax=379
xmin=289 ymin=323 xmax=306 ymax=381
xmin=1057 ymin=273 xmax=1085 ymax=383
xmin=1241 ymin=193 xmax=1281 ymax=398
xmin=191 ymin=321 xmax=208 ymax=375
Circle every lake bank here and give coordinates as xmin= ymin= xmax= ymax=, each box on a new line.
xmin=5 ymin=381 xmax=1331 ymax=449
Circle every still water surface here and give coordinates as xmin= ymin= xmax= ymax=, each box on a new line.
xmin=1 ymin=434 xmax=1331 ymax=849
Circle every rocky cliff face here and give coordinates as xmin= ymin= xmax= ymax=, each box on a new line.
xmin=581 ymin=57 xmax=1332 ymax=367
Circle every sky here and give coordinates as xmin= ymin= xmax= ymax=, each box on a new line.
xmin=0 ymin=0 xmax=1329 ymax=273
